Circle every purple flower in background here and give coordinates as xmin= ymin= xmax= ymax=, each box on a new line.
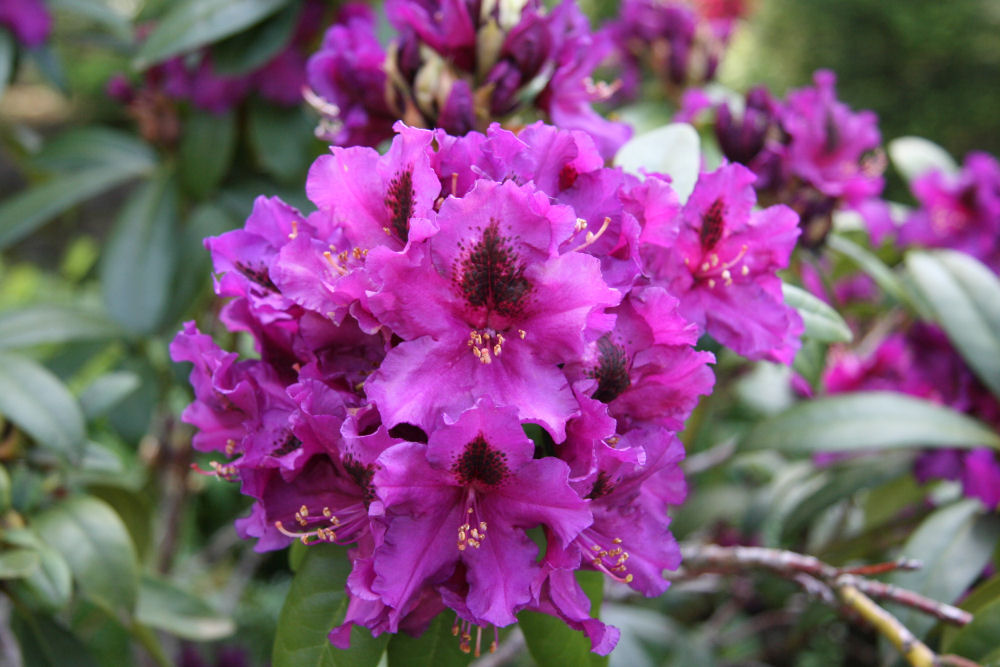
xmin=0 ymin=0 xmax=51 ymax=47
xmin=643 ymin=162 xmax=803 ymax=363
xmin=898 ymin=151 xmax=1000 ymax=271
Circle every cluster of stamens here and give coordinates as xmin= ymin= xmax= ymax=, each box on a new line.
xmin=586 ymin=536 xmax=633 ymax=583
xmin=467 ymin=329 xmax=507 ymax=364
xmin=274 ymin=504 xmax=340 ymax=545
xmin=686 ymin=244 xmax=750 ymax=288
xmin=569 ymin=216 xmax=611 ymax=252
xmin=323 ymin=245 xmax=368 ymax=276
xmin=452 ymin=617 xmax=498 ymax=656
xmin=457 ymin=507 xmax=488 ymax=551
xmin=190 ymin=460 xmax=238 ymax=482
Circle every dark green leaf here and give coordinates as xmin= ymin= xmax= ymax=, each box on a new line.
xmin=0 ymin=166 xmax=151 ymax=250
xmin=782 ymin=283 xmax=853 ymax=343
xmin=0 ymin=464 xmax=10 ymax=512
xmin=888 ymin=136 xmax=958 ymax=183
xmin=0 ymin=29 xmax=13 ymax=101
xmin=108 ymin=357 xmax=158 ymax=443
xmin=791 ymin=339 xmax=827 ymax=391
xmin=79 ymin=371 xmax=141 ymax=419
xmin=890 ymin=500 xmax=1000 ymax=638
xmin=249 ymin=102 xmax=317 ymax=182
xmin=0 ymin=352 xmax=86 ymax=459
xmin=741 ymin=392 xmax=1000 ymax=454
xmin=0 ymin=305 xmax=122 ymax=350
xmin=519 ymin=571 xmax=606 ymax=667
xmin=273 ymin=543 xmax=388 ymax=667
xmin=905 ymin=250 xmax=1000 ymax=400
xmin=11 ymin=607 xmax=99 ymax=667
xmin=165 ymin=202 xmax=235 ymax=323
xmin=0 ymin=547 xmax=40 ymax=579
xmin=211 ymin=3 xmax=300 ymax=75
xmin=179 ymin=111 xmax=237 ymax=198
xmin=32 ymin=495 xmax=140 ymax=613
xmin=826 ymin=234 xmax=910 ymax=305
xmin=134 ymin=0 xmax=292 ymax=69
xmin=100 ymin=173 xmax=179 ymax=334
xmin=137 ymin=574 xmax=235 ymax=640
xmin=4 ymin=529 xmax=73 ymax=610
xmin=33 ymin=127 xmax=155 ymax=172
xmin=87 ymin=485 xmax=151 ymax=561
xmin=386 ymin=613 xmax=474 ymax=667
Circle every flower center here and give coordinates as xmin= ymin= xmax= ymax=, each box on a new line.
xmin=589 ymin=336 xmax=631 ymax=403
xmin=456 ymin=220 xmax=532 ymax=319
xmin=384 ymin=167 xmax=415 ymax=243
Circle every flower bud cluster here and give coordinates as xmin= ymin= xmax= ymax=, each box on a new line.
xmin=305 ymin=1 xmax=630 ymax=158
xmin=173 ymin=121 xmax=802 ymax=652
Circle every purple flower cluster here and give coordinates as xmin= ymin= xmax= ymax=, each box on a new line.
xmin=605 ymin=0 xmax=744 ymax=101
xmin=305 ymin=1 xmax=630 ymax=158
xmin=682 ymin=70 xmax=887 ymax=247
xmin=172 ymin=121 xmax=803 ymax=653
xmin=0 ymin=0 xmax=50 ymax=47
xmin=896 ymin=152 xmax=1000 ymax=272
xmin=825 ymin=324 xmax=1000 ymax=508
xmin=109 ymin=1 xmax=325 ymax=120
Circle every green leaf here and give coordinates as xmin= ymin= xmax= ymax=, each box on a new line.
xmin=0 ymin=165 xmax=152 ymax=250
xmin=273 ymin=543 xmax=389 ymax=667
xmin=519 ymin=571 xmax=606 ymax=667
xmin=782 ymin=283 xmax=852 ymax=343
xmin=33 ymin=127 xmax=155 ymax=173
xmin=0 ymin=547 xmax=40 ymax=579
xmin=0 ymin=29 xmax=13 ymax=101
xmin=32 ymin=495 xmax=140 ymax=613
xmin=791 ymin=339 xmax=827 ymax=392
xmin=826 ymin=234 xmax=910 ymax=305
xmin=614 ymin=123 xmax=700 ymax=203
xmin=79 ymin=371 xmax=141 ymax=420
xmin=887 ymin=136 xmax=958 ymax=183
xmin=890 ymin=500 xmax=1000 ymax=638
xmin=905 ymin=250 xmax=1000 ymax=400
xmin=164 ymin=202 xmax=235 ymax=323
xmin=0 ymin=304 xmax=122 ymax=350
xmin=741 ymin=391 xmax=1000 ymax=454
xmin=136 ymin=574 xmax=235 ymax=640
xmin=11 ymin=607 xmax=99 ymax=667
xmin=100 ymin=173 xmax=179 ymax=334
xmin=0 ymin=464 xmax=10 ymax=512
xmin=386 ymin=613 xmax=476 ymax=667
xmin=134 ymin=0 xmax=292 ymax=69
xmin=249 ymin=102 xmax=317 ymax=182
xmin=179 ymin=111 xmax=237 ymax=199
xmin=942 ymin=574 xmax=1000 ymax=653
xmin=46 ymin=0 xmax=133 ymax=41
xmin=4 ymin=529 xmax=73 ymax=610
xmin=0 ymin=352 xmax=86 ymax=459
xmin=211 ymin=2 xmax=300 ymax=75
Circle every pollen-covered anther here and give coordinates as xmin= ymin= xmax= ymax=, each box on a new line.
xmin=575 ymin=217 xmax=588 ymax=232
xmin=570 ymin=216 xmax=611 ymax=252
xmin=721 ymin=268 xmax=733 ymax=286
xmin=224 ymin=439 xmax=237 ymax=457
xmin=322 ymin=250 xmax=349 ymax=276
xmin=190 ymin=461 xmax=238 ymax=482
xmin=288 ymin=220 xmax=299 ymax=240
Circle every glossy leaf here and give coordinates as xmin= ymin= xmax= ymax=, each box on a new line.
xmin=826 ymin=234 xmax=910 ymax=305
xmin=887 ymin=136 xmax=958 ymax=183
xmin=273 ymin=543 xmax=388 ymax=667
xmin=137 ymin=575 xmax=235 ymax=640
xmin=164 ymin=202 xmax=235 ymax=324
xmin=100 ymin=173 xmax=179 ymax=335
xmin=179 ymin=111 xmax=237 ymax=199
xmin=890 ymin=500 xmax=1000 ymax=638
xmin=0 ymin=29 xmax=12 ymax=101
xmin=791 ymin=339 xmax=827 ymax=392
xmin=211 ymin=2 xmax=300 ymax=74
xmin=0 ymin=166 xmax=152 ymax=250
xmin=519 ymin=571 xmax=607 ymax=667
xmin=135 ymin=0 xmax=292 ymax=68
xmin=79 ymin=372 xmax=141 ymax=420
xmin=905 ymin=250 xmax=1000 ymax=400
xmin=0 ymin=304 xmax=122 ymax=350
xmin=782 ymin=283 xmax=852 ymax=343
xmin=32 ymin=495 xmax=140 ymax=613
xmin=944 ymin=597 xmax=1000 ymax=660
xmin=614 ymin=123 xmax=700 ymax=203
xmin=386 ymin=613 xmax=475 ymax=667
xmin=741 ymin=391 xmax=1000 ymax=454
xmin=32 ymin=127 xmax=155 ymax=172
xmin=5 ymin=529 xmax=73 ymax=610
xmin=0 ymin=547 xmax=40 ymax=579
xmin=0 ymin=352 xmax=86 ymax=459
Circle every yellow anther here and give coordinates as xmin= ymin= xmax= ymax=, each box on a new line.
xmin=288 ymin=220 xmax=299 ymax=240
xmin=708 ymin=278 xmax=717 ymax=288
xmin=518 ymin=329 xmax=526 ymax=339
xmin=711 ymin=253 xmax=720 ymax=266
xmin=493 ymin=343 xmax=502 ymax=356
xmin=741 ymin=265 xmax=750 ymax=276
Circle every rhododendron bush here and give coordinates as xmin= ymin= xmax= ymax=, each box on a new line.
xmin=0 ymin=1 xmax=999 ymax=666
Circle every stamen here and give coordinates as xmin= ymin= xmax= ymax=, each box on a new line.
xmin=322 ymin=250 xmax=349 ymax=276
xmin=288 ymin=220 xmax=299 ymax=240
xmin=190 ymin=461 xmax=237 ymax=482
xmin=569 ymin=217 xmax=611 ymax=253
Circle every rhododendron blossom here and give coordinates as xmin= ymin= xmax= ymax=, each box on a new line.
xmin=173 ymin=120 xmax=808 ymax=654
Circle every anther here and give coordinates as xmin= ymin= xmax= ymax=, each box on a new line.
xmin=569 ymin=217 xmax=611 ymax=252
xmin=288 ymin=220 xmax=299 ymax=240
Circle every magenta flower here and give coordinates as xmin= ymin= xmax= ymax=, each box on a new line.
xmin=643 ymin=162 xmax=803 ymax=363
xmin=0 ymin=0 xmax=51 ymax=47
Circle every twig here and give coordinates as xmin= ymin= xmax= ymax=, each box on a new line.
xmin=670 ymin=544 xmax=975 ymax=667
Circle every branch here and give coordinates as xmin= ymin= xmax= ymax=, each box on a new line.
xmin=670 ymin=544 xmax=974 ymax=667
